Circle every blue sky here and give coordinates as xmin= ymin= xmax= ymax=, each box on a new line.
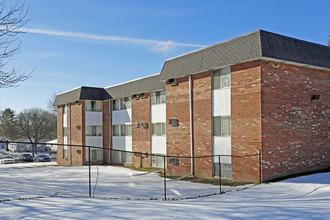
xmin=1 ymin=0 xmax=329 ymax=112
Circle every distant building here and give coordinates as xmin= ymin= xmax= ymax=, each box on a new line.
xmin=8 ymin=140 xmax=47 ymax=153
xmin=53 ymin=30 xmax=329 ymax=183
xmin=0 ymin=137 xmax=11 ymax=151
xmin=46 ymin=139 xmax=58 ymax=153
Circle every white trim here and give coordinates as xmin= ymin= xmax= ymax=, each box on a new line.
xmin=105 ymin=73 xmax=160 ymax=89
xmin=57 ymin=86 xmax=82 ymax=96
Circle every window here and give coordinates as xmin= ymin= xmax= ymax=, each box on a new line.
xmin=85 ymin=149 xmax=103 ymax=161
xmin=213 ymin=68 xmax=230 ymax=90
xmin=113 ymin=125 xmax=120 ymax=136
xmin=151 ymin=91 xmax=166 ymax=105
xmin=120 ymin=97 xmax=131 ymax=109
xmin=113 ymin=100 xmax=120 ymax=111
xmin=63 ymin=146 xmax=68 ymax=159
xmin=86 ymin=126 xmax=103 ymax=136
xmin=213 ymin=163 xmax=232 ymax=178
xmin=113 ymin=124 xmax=131 ymax=136
xmin=85 ymin=101 xmax=102 ymax=112
xmin=63 ymin=127 xmax=67 ymax=137
xmin=152 ymin=123 xmax=166 ymax=136
xmin=121 ymin=124 xmax=132 ymax=136
xmin=63 ymin=105 xmax=67 ymax=114
xmin=213 ymin=116 xmax=231 ymax=136
xmin=113 ymin=97 xmax=131 ymax=111
xmin=113 ymin=151 xmax=132 ymax=164
xmin=152 ymin=155 xmax=165 ymax=168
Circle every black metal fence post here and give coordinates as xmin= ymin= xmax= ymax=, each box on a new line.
xmin=88 ymin=146 xmax=91 ymax=197
xmin=163 ymin=155 xmax=167 ymax=201
xmin=218 ymin=155 xmax=221 ymax=194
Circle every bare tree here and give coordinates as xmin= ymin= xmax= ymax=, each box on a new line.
xmin=0 ymin=1 xmax=30 ymax=88
xmin=47 ymin=93 xmax=57 ymax=114
xmin=17 ymin=108 xmax=56 ymax=156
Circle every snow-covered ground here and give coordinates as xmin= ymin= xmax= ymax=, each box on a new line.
xmin=0 ymin=163 xmax=329 ymax=219
xmin=0 ymin=162 xmax=250 ymax=201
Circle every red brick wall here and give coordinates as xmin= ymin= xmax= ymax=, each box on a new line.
xmin=166 ymin=76 xmax=192 ymax=176
xmin=70 ymin=101 xmax=84 ymax=166
xmin=231 ymin=60 xmax=262 ymax=183
xmin=103 ymin=101 xmax=110 ymax=164
xmin=166 ymin=72 xmax=213 ymax=178
xmin=109 ymin=101 xmax=114 ymax=162
xmin=57 ymin=102 xmax=85 ymax=166
xmin=192 ymin=71 xmax=213 ymax=178
xmin=132 ymin=94 xmax=152 ymax=168
xmin=56 ymin=106 xmax=64 ymax=165
xmin=261 ymin=61 xmax=330 ymax=181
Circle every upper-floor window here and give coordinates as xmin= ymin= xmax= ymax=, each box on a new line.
xmin=85 ymin=101 xmax=102 ymax=112
xmin=112 ymin=124 xmax=131 ymax=136
xmin=213 ymin=116 xmax=231 ymax=137
xmin=121 ymin=124 xmax=132 ymax=136
xmin=63 ymin=127 xmax=67 ymax=137
xmin=152 ymin=123 xmax=166 ymax=136
xmin=86 ymin=125 xmax=103 ymax=136
xmin=151 ymin=91 xmax=166 ymax=105
xmin=113 ymin=97 xmax=131 ymax=111
xmin=113 ymin=125 xmax=120 ymax=136
xmin=63 ymin=105 xmax=67 ymax=115
xmin=213 ymin=67 xmax=230 ymax=90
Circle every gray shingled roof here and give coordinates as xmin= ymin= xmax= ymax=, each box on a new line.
xmin=105 ymin=74 xmax=165 ymax=99
xmin=53 ymin=86 xmax=111 ymax=106
xmin=160 ymin=30 xmax=330 ymax=80
xmin=54 ymin=30 xmax=329 ymax=105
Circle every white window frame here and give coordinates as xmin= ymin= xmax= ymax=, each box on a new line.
xmin=151 ymin=91 xmax=166 ymax=105
xmin=213 ymin=116 xmax=231 ymax=137
xmin=86 ymin=125 xmax=103 ymax=136
xmin=85 ymin=100 xmax=103 ymax=112
xmin=113 ymin=97 xmax=131 ymax=111
xmin=213 ymin=68 xmax=230 ymax=90
xmin=152 ymin=123 xmax=166 ymax=136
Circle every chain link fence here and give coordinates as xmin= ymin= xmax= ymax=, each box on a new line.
xmin=0 ymin=141 xmax=260 ymax=201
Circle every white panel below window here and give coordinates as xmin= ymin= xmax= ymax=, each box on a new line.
xmin=213 ymin=89 xmax=231 ymax=117
xmin=112 ymin=109 xmax=132 ymax=125
xmin=151 ymin=104 xmax=166 ymax=123
xmin=112 ymin=136 xmax=132 ymax=151
xmin=63 ymin=114 xmax=67 ymax=127
xmin=85 ymin=112 xmax=103 ymax=125
xmin=213 ymin=137 xmax=231 ymax=164
xmin=151 ymin=136 xmax=166 ymax=155
xmin=85 ymin=136 xmax=103 ymax=148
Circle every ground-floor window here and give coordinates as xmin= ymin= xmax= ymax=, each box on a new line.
xmin=85 ymin=148 xmax=103 ymax=161
xmin=151 ymin=154 xmax=165 ymax=168
xmin=113 ymin=151 xmax=132 ymax=164
xmin=213 ymin=163 xmax=232 ymax=178
xmin=63 ymin=146 xmax=68 ymax=159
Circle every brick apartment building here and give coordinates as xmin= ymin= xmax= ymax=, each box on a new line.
xmin=54 ymin=30 xmax=330 ymax=183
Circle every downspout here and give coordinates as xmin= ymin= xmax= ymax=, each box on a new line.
xmin=189 ymin=75 xmax=195 ymax=176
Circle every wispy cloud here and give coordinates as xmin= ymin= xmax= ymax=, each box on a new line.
xmin=18 ymin=27 xmax=206 ymax=53
xmin=27 ymin=52 xmax=59 ymax=58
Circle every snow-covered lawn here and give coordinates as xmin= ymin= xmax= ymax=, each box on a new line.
xmin=0 ymin=163 xmax=329 ymax=219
